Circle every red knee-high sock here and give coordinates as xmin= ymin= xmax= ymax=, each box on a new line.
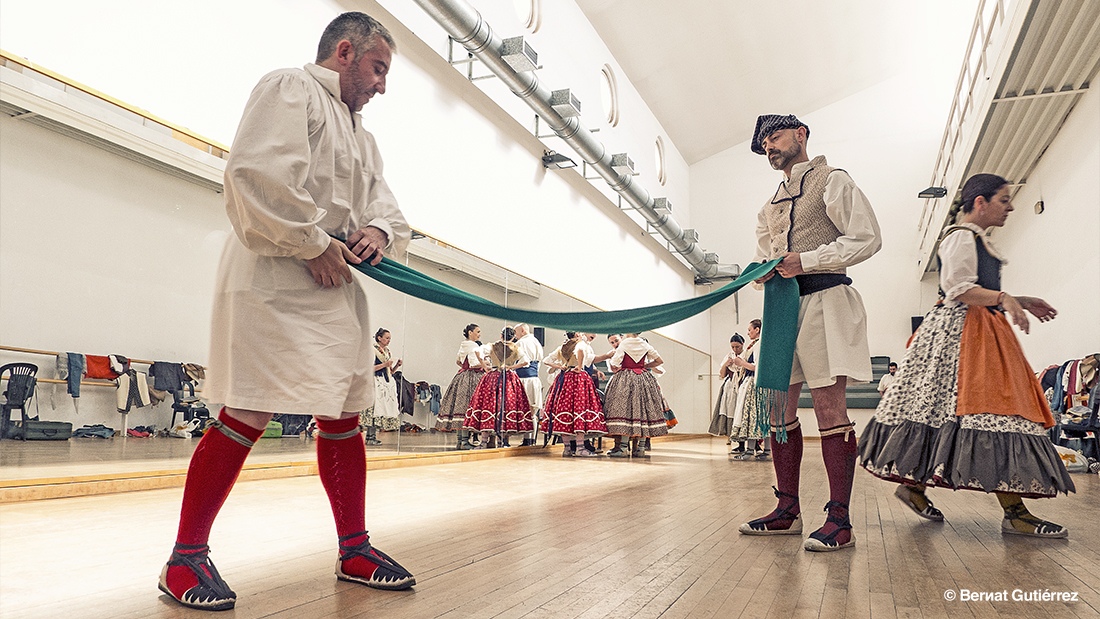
xmin=771 ymin=423 xmax=803 ymax=514
xmin=166 ymin=409 xmax=264 ymax=599
xmin=176 ymin=409 xmax=264 ymax=546
xmin=316 ymin=416 xmax=380 ymax=579
xmin=316 ymin=416 xmax=367 ymax=537
xmin=818 ymin=424 xmax=858 ymax=540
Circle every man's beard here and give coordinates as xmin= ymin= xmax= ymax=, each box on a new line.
xmin=768 ymin=144 xmax=801 ymax=171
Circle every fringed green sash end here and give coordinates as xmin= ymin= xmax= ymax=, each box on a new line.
xmin=755 ymin=386 xmax=787 ymax=441
xmin=752 ymin=273 xmax=800 ymax=444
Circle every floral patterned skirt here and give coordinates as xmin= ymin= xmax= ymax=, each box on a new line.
xmin=435 ymin=369 xmax=482 ymax=431
xmin=859 ymin=303 xmax=1074 ymax=498
xmin=603 ymin=370 xmax=668 ymax=438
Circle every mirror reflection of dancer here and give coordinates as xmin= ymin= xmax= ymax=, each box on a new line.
xmin=160 ymin=13 xmax=415 ymax=611
xmin=512 ymin=324 xmax=543 ymax=447
xmin=463 ymin=327 xmax=533 ymax=449
xmin=360 ymin=328 xmax=402 ymax=445
xmin=860 ymin=173 xmax=1073 ymax=537
xmin=604 ymin=333 xmax=667 ymax=458
xmin=541 ymin=332 xmax=608 ymax=457
xmin=435 ymin=324 xmax=488 ymax=450
xmin=709 ymin=334 xmax=746 ymax=447
xmin=738 ymin=114 xmax=881 ymax=553
xmin=729 ymin=320 xmax=767 ymax=461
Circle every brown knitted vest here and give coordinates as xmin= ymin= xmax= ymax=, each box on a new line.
xmin=761 ymin=155 xmax=846 ymax=275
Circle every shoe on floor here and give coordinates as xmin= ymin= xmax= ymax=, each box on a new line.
xmin=561 ymin=447 xmax=574 ymax=457
xmin=803 ymin=501 xmax=855 ymax=552
xmin=1001 ymin=503 xmax=1068 ymax=538
xmin=336 ymin=532 xmax=416 ymax=590
xmin=739 ymin=487 xmax=802 ymax=536
xmin=607 ymin=448 xmax=630 ymax=458
xmin=159 ymin=544 xmax=237 ymax=611
xmin=574 ymin=448 xmax=598 ymax=457
xmin=631 ymin=449 xmax=649 ymax=458
xmin=893 ymin=485 xmax=944 ymax=521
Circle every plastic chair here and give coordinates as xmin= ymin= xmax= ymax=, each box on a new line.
xmin=1 ymin=363 xmax=39 ymax=440
xmin=170 ymin=381 xmax=210 ymax=428
xmin=1059 ymin=383 xmax=1100 ymax=461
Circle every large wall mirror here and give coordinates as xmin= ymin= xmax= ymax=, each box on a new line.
xmin=357 ymin=230 xmax=713 ymax=455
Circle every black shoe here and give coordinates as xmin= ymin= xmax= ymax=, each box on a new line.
xmin=336 ymin=532 xmax=416 ymax=590
xmin=159 ymin=544 xmax=237 ymax=611
xmin=502 ymin=437 xmax=511 ymax=447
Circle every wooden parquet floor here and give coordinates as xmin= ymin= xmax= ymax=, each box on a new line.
xmin=0 ymin=437 xmax=1097 ymax=618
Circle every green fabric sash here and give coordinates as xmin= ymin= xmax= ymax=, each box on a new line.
xmin=351 ymin=256 xmax=798 ymax=430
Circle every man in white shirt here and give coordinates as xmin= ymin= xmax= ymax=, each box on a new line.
xmin=877 ymin=362 xmax=899 ymax=395
xmin=161 ymin=13 xmax=414 ymax=611
xmin=739 ymin=114 xmax=881 ymax=553
xmin=512 ymin=324 xmax=543 ymax=446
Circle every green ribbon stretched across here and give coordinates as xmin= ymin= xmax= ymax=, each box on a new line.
xmin=351 ymin=255 xmax=798 ymax=425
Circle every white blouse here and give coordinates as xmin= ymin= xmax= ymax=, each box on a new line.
xmin=456 ymin=340 xmax=482 ymax=366
xmin=937 ymin=222 xmax=1007 ymax=302
xmin=611 ymin=338 xmax=659 ymax=369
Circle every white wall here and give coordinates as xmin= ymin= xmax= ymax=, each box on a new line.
xmin=984 ymin=85 xmax=1100 ymax=366
xmin=0 ymin=113 xmax=228 ymax=429
xmin=0 ymin=0 xmax=716 ymax=431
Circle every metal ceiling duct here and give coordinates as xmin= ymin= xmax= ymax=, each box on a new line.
xmin=411 ymin=0 xmax=740 ymax=281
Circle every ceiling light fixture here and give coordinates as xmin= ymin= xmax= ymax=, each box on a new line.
xmin=918 ymin=186 xmax=948 ymax=199
xmin=541 ymin=150 xmax=576 ymax=169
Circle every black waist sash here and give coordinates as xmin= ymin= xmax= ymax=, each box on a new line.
xmin=796 ymin=273 xmax=852 ymax=296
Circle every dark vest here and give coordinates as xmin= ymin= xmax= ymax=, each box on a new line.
xmin=938 ymin=226 xmax=1002 ymax=298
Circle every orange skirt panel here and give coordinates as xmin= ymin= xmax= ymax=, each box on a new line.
xmin=956 ymin=307 xmax=1054 ymax=428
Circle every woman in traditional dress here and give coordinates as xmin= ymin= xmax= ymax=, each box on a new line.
xmin=604 ymin=333 xmax=667 ymax=458
xmin=859 ymin=173 xmax=1073 ymax=537
xmin=463 ymin=327 xmax=533 ymax=449
xmin=730 ymin=319 xmax=768 ymax=461
xmin=435 ymin=324 xmax=488 ymax=450
xmin=360 ymin=328 xmax=402 ymax=445
xmin=541 ymin=332 xmax=608 ymax=457
xmin=708 ymin=334 xmax=745 ymax=443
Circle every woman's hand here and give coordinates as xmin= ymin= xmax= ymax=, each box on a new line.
xmin=1016 ymin=296 xmax=1057 ymax=322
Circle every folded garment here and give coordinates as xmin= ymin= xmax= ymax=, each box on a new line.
xmin=86 ymin=355 xmax=120 ymax=380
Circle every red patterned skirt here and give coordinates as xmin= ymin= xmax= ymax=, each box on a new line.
xmin=463 ymin=369 xmax=533 ymax=433
xmin=540 ymin=369 xmax=607 ymax=436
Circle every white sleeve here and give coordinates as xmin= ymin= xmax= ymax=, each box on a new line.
xmin=754 ymin=207 xmax=771 ymax=264
xmin=799 ymin=172 xmax=882 ymax=272
xmin=938 ymin=229 xmax=980 ymax=301
xmin=359 ymin=132 xmax=410 ymax=259
xmin=224 ymin=72 xmax=330 ymax=260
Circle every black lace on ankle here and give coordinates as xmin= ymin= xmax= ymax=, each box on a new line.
xmin=166 ymin=543 xmax=236 ymax=608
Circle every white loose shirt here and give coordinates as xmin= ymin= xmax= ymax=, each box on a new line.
xmin=205 ymin=64 xmax=410 ymax=417
xmin=515 ymin=334 xmax=544 ymax=370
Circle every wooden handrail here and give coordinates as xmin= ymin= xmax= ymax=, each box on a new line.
xmin=0 ymin=345 xmax=203 ymax=369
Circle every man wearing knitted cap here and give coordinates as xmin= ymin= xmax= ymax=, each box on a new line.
xmin=738 ymin=114 xmax=881 ymax=552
